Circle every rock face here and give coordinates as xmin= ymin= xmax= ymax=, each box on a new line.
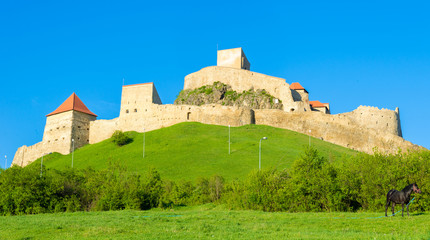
xmin=174 ymin=81 xmax=283 ymax=110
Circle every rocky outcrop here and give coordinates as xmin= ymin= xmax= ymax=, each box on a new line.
xmin=174 ymin=81 xmax=283 ymax=110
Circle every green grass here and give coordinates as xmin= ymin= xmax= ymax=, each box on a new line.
xmin=1 ymin=205 xmax=429 ymax=239
xmin=37 ymin=122 xmax=356 ymax=181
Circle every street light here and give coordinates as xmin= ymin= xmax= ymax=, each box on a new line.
xmin=143 ymin=128 xmax=145 ymax=158
xmin=71 ymin=139 xmax=75 ymax=168
xmin=228 ymin=125 xmax=231 ymax=155
xmin=259 ymin=137 xmax=268 ymax=170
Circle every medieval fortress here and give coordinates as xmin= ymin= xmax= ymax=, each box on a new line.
xmin=13 ymin=48 xmax=419 ymax=167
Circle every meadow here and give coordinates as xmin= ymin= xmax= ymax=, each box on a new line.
xmin=36 ymin=122 xmax=356 ymax=181
xmin=1 ymin=204 xmax=429 ymax=239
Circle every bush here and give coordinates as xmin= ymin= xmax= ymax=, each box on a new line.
xmin=111 ymin=130 xmax=132 ymax=146
xmin=1 ymin=148 xmax=429 ymax=215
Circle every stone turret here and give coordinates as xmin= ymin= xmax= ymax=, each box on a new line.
xmin=12 ymin=93 xmax=97 ymax=166
xmin=217 ymin=47 xmax=251 ymax=70
xmin=44 ymin=93 xmax=97 ymax=153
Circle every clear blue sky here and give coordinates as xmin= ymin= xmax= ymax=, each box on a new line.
xmin=1 ymin=0 xmax=429 ymax=168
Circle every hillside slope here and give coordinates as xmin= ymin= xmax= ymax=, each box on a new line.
xmin=37 ymin=122 xmax=357 ymax=181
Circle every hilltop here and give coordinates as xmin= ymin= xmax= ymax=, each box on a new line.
xmin=14 ymin=47 xmax=417 ymax=168
xmin=35 ymin=122 xmax=357 ymax=181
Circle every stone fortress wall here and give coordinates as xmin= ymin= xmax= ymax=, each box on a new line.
xmin=13 ymin=111 xmax=96 ymax=167
xmin=12 ymin=47 xmax=421 ymax=167
xmin=184 ymin=66 xmax=311 ymax=113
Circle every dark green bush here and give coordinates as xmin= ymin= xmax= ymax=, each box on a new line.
xmin=0 ymin=148 xmax=429 ymax=215
xmin=111 ymin=130 xmax=132 ymax=146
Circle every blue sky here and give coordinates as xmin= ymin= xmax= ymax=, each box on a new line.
xmin=1 ymin=0 xmax=429 ymax=168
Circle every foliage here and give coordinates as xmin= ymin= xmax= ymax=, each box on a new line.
xmin=111 ymin=130 xmax=132 ymax=146
xmin=0 ymin=145 xmax=429 ymax=216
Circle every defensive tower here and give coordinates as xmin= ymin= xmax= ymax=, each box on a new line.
xmin=44 ymin=93 xmax=97 ymax=153
xmin=217 ymin=47 xmax=251 ymax=70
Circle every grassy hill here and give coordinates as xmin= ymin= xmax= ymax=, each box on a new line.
xmin=36 ymin=122 xmax=357 ymax=181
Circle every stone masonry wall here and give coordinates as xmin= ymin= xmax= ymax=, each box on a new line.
xmin=89 ymin=104 xmax=253 ymax=144
xmin=184 ymin=66 xmax=309 ymax=112
xmin=42 ymin=111 xmax=75 ymax=155
xmin=89 ymin=118 xmax=119 ymax=144
xmin=12 ymin=142 xmax=45 ymax=167
xmin=254 ymin=108 xmax=415 ymax=154
xmin=12 ymin=110 xmax=95 ymax=167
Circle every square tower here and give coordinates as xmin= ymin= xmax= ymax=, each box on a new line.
xmin=119 ymin=82 xmax=162 ymax=118
xmin=44 ymin=93 xmax=97 ymax=154
xmin=217 ymin=47 xmax=251 ymax=70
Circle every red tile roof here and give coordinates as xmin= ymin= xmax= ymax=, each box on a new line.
xmin=309 ymin=100 xmax=329 ymax=108
xmin=46 ymin=93 xmax=97 ymax=117
xmin=290 ymin=82 xmax=308 ymax=93
xmin=290 ymin=82 xmax=305 ymax=90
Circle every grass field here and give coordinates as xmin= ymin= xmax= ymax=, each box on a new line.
xmin=1 ymin=205 xmax=429 ymax=239
xmin=36 ymin=122 xmax=356 ymax=181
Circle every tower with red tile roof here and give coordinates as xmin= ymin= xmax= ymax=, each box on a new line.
xmin=42 ymin=93 xmax=97 ymax=155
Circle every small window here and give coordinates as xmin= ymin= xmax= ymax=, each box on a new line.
xmin=187 ymin=112 xmax=191 ymax=120
xmin=290 ymin=108 xmax=295 ymax=112
xmin=126 ymin=109 xmax=129 ymax=113
xmin=134 ymin=109 xmax=137 ymax=112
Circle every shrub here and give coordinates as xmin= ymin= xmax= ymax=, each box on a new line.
xmin=111 ymin=130 xmax=132 ymax=146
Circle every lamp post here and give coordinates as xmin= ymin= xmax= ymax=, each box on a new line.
xmin=228 ymin=125 xmax=231 ymax=155
xmin=4 ymin=155 xmax=6 ymax=170
xmin=71 ymin=139 xmax=75 ymax=168
xmin=143 ymin=128 xmax=145 ymax=158
xmin=259 ymin=137 xmax=268 ymax=170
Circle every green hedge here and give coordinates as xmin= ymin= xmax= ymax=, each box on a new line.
xmin=0 ymin=148 xmax=429 ymax=215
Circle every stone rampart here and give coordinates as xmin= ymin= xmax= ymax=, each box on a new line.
xmin=342 ymin=105 xmax=402 ymax=137
xmin=89 ymin=118 xmax=119 ymax=144
xmin=184 ymin=66 xmax=307 ymax=112
xmin=12 ymin=142 xmax=46 ymax=167
xmin=254 ymin=109 xmax=416 ymax=154
xmin=89 ymin=104 xmax=253 ymax=145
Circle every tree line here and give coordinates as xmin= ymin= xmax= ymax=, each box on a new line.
xmin=0 ymin=148 xmax=428 ymax=215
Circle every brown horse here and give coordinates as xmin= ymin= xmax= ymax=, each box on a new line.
xmin=385 ymin=183 xmax=421 ymax=217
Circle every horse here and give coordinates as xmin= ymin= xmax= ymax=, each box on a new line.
xmin=385 ymin=183 xmax=421 ymax=217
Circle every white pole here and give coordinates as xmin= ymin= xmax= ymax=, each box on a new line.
xmin=71 ymin=139 xmax=75 ymax=168
xmin=259 ymin=139 xmax=262 ymax=170
xmin=4 ymin=155 xmax=6 ymax=169
xmin=259 ymin=137 xmax=267 ymax=170
xmin=143 ymin=128 xmax=145 ymax=158
xmin=228 ymin=125 xmax=231 ymax=155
